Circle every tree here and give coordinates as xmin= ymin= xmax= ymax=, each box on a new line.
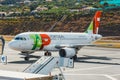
xmin=29 ymin=3 xmax=39 ymax=11
xmin=1 ymin=0 xmax=21 ymax=5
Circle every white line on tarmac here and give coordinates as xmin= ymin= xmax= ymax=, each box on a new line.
xmin=84 ymin=47 xmax=120 ymax=51
xmin=63 ymin=65 xmax=114 ymax=72
xmin=104 ymin=75 xmax=118 ymax=80
xmin=111 ymin=74 xmax=120 ymax=76
xmin=64 ymin=74 xmax=105 ymax=76
xmin=64 ymin=74 xmax=118 ymax=80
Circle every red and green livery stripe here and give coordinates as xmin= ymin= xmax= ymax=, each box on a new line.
xmin=30 ymin=34 xmax=51 ymax=50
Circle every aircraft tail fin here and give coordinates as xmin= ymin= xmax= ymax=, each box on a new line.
xmin=86 ymin=11 xmax=102 ymax=34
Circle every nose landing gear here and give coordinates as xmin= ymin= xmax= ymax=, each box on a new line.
xmin=24 ymin=56 xmax=29 ymax=61
xmin=24 ymin=53 xmax=30 ymax=61
xmin=21 ymin=51 xmax=32 ymax=61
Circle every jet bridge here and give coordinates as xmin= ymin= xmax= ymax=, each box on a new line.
xmin=0 ymin=36 xmax=5 ymax=55
xmin=0 ymin=36 xmax=7 ymax=64
xmin=24 ymin=56 xmax=74 ymax=75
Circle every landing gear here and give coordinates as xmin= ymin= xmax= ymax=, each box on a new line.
xmin=44 ymin=51 xmax=52 ymax=56
xmin=22 ymin=53 xmax=30 ymax=61
xmin=71 ymin=55 xmax=77 ymax=61
xmin=24 ymin=57 xmax=29 ymax=61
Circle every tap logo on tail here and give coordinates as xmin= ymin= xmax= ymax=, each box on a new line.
xmin=86 ymin=11 xmax=102 ymax=34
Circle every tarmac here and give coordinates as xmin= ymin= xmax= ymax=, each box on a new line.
xmin=0 ymin=42 xmax=120 ymax=80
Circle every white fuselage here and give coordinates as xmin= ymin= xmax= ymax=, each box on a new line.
xmin=8 ymin=32 xmax=102 ymax=52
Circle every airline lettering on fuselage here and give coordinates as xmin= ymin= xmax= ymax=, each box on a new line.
xmin=50 ymin=34 xmax=89 ymax=40
xmin=50 ymin=35 xmax=64 ymax=40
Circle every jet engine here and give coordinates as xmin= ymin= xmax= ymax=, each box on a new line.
xmin=59 ymin=48 xmax=76 ymax=58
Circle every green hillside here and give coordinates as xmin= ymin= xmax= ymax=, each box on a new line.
xmin=0 ymin=9 xmax=120 ymax=36
xmin=0 ymin=0 xmax=120 ymax=36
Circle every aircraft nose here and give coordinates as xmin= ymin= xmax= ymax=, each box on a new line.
xmin=8 ymin=41 xmax=19 ymax=50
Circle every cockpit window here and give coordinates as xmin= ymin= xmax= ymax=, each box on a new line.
xmin=14 ymin=37 xmax=26 ymax=40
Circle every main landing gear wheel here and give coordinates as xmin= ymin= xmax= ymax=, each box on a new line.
xmin=44 ymin=51 xmax=52 ymax=56
xmin=71 ymin=55 xmax=77 ymax=61
xmin=24 ymin=57 xmax=29 ymax=61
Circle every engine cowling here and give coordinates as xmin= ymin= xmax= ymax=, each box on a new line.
xmin=59 ymin=48 xmax=76 ymax=58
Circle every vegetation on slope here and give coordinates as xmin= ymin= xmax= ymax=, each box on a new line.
xmin=0 ymin=9 xmax=120 ymax=36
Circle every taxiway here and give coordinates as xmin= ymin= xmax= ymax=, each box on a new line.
xmin=0 ymin=42 xmax=120 ymax=80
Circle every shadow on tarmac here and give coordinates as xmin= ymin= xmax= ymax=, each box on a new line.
xmin=8 ymin=60 xmax=36 ymax=64
xmin=76 ymin=55 xmax=120 ymax=65
xmin=8 ymin=55 xmax=120 ymax=65
xmin=8 ymin=55 xmax=40 ymax=64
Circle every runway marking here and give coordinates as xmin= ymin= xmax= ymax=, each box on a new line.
xmin=104 ymin=75 xmax=118 ymax=80
xmin=111 ymin=74 xmax=120 ymax=76
xmin=64 ymin=74 xmax=118 ymax=80
xmin=84 ymin=47 xmax=120 ymax=51
xmin=64 ymin=73 xmax=105 ymax=76
xmin=63 ymin=65 xmax=114 ymax=72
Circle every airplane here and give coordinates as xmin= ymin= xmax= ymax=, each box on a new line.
xmin=8 ymin=11 xmax=102 ymax=61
